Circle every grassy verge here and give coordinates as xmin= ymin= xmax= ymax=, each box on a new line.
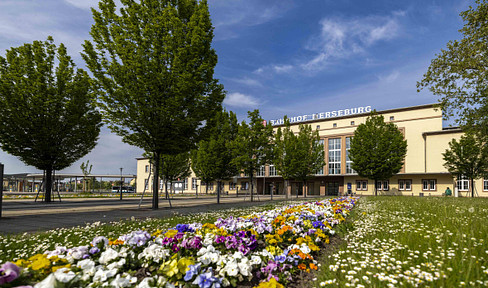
xmin=313 ymin=196 xmax=488 ymax=287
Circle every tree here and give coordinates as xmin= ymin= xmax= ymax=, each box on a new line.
xmin=82 ymin=0 xmax=224 ymax=209
xmin=293 ymin=123 xmax=325 ymax=197
xmin=443 ymin=133 xmax=488 ymax=197
xmin=273 ymin=117 xmax=299 ymax=199
xmin=349 ymin=113 xmax=407 ymax=196
xmin=0 ymin=37 xmax=102 ymax=202
xmin=417 ymin=0 xmax=488 ymax=139
xmin=80 ymin=160 xmax=93 ymax=193
xmin=231 ymin=110 xmax=274 ymax=202
xmin=160 ymin=152 xmax=191 ymax=200
xmin=191 ymin=110 xmax=239 ymax=203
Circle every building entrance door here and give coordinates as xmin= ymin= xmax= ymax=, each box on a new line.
xmin=327 ymin=182 xmax=340 ymax=196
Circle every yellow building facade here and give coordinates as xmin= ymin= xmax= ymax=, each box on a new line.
xmin=136 ymin=104 xmax=488 ymax=197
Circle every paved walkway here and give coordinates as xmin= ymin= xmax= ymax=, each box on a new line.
xmin=0 ymin=195 xmax=308 ymax=235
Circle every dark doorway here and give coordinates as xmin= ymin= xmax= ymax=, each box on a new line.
xmin=327 ymin=182 xmax=340 ymax=196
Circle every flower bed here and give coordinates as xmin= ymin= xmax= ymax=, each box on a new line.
xmin=2 ymin=197 xmax=357 ymax=288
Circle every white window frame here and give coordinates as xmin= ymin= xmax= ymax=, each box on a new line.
xmin=376 ymin=180 xmax=389 ymax=191
xmin=192 ymin=178 xmax=197 ymax=190
xmin=269 ymin=165 xmax=277 ymax=176
xmin=257 ymin=166 xmax=265 ymax=177
xmin=241 ymin=182 xmax=249 ymax=190
xmin=145 ymin=165 xmax=149 ymax=173
xmin=399 ymin=179 xmax=412 ymax=191
xmin=484 ymin=179 xmax=488 ymax=192
xmin=422 ymin=179 xmax=436 ymax=191
xmin=328 ymin=138 xmax=341 ymax=175
xmin=345 ymin=137 xmax=354 ymax=174
xmin=144 ymin=179 xmax=149 ymax=190
xmin=356 ymin=180 xmax=367 ymax=191
xmin=457 ymin=175 xmax=469 ymax=191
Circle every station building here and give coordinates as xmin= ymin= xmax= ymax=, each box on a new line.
xmin=136 ymin=103 xmax=488 ymax=197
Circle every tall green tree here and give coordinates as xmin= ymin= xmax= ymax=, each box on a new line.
xmin=160 ymin=152 xmax=191 ymax=200
xmin=349 ymin=113 xmax=407 ymax=196
xmin=417 ymin=0 xmax=488 ymax=139
xmin=273 ymin=117 xmax=299 ymax=199
xmin=191 ymin=110 xmax=238 ymax=203
xmin=231 ymin=110 xmax=274 ymax=202
xmin=443 ymin=133 xmax=488 ymax=197
xmin=80 ymin=160 xmax=93 ymax=193
xmin=293 ymin=123 xmax=324 ymax=197
xmin=82 ymin=0 xmax=224 ymax=209
xmin=0 ymin=37 xmax=101 ymax=202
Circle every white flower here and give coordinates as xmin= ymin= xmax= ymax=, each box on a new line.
xmin=77 ymin=259 xmax=96 ymax=275
xmin=250 ymin=255 xmax=262 ymax=265
xmin=108 ymin=258 xmax=126 ymax=270
xmin=93 ymin=268 xmax=118 ymax=282
xmin=224 ymin=261 xmax=239 ymax=277
xmin=54 ymin=267 xmax=77 ymax=283
xmin=99 ymin=248 xmax=119 ymax=264
xmin=110 ymin=274 xmax=137 ymax=287
xmin=34 ymin=274 xmax=58 ymax=288
xmin=137 ymin=277 xmax=155 ymax=288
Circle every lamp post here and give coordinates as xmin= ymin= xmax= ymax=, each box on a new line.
xmin=119 ymin=167 xmax=123 ymax=200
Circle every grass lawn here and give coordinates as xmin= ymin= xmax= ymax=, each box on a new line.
xmin=315 ymin=196 xmax=488 ymax=287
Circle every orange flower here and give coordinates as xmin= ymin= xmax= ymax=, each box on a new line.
xmin=298 ymin=264 xmax=306 ymax=270
xmin=109 ymin=239 xmax=124 ymax=246
xmin=310 ymin=263 xmax=318 ymax=270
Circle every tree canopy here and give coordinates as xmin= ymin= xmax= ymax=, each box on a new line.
xmin=82 ymin=0 xmax=224 ymax=209
xmin=160 ymin=152 xmax=191 ymax=200
xmin=349 ymin=113 xmax=407 ymax=195
xmin=293 ymin=123 xmax=325 ymax=196
xmin=443 ymin=133 xmax=488 ymax=197
xmin=273 ymin=117 xmax=299 ymax=198
xmin=231 ymin=110 xmax=274 ymax=201
xmin=191 ymin=110 xmax=238 ymax=202
xmin=417 ymin=0 xmax=488 ymax=138
xmin=0 ymin=37 xmax=101 ymax=202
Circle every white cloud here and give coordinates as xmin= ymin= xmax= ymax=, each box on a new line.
xmin=254 ymin=64 xmax=294 ymax=76
xmin=378 ymin=70 xmax=400 ymax=83
xmin=302 ymin=12 xmax=404 ymax=71
xmin=229 ymin=77 xmax=262 ymax=87
xmin=224 ymin=92 xmax=260 ymax=107
xmin=273 ymin=64 xmax=294 ymax=74
xmin=64 ymin=0 xmax=99 ymax=10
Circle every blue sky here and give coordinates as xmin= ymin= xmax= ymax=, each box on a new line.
xmin=0 ymin=0 xmax=471 ymax=174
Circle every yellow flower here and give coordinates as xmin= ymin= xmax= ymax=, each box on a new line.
xmin=161 ymin=258 xmax=178 ymax=278
xmin=255 ymin=278 xmax=284 ymax=288
xmin=30 ymin=255 xmax=51 ymax=271
xmin=266 ymin=246 xmax=277 ymax=255
xmin=14 ymin=259 xmax=30 ymax=268
xmin=177 ymin=257 xmax=194 ymax=276
xmin=52 ymin=263 xmax=71 ymax=272
xmin=152 ymin=229 xmax=163 ymax=237
xmin=164 ymin=229 xmax=178 ymax=238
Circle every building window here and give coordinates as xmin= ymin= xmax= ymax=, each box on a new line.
xmin=333 ymin=123 xmax=337 ymax=128
xmin=351 ymin=121 xmax=355 ymax=126
xmin=316 ymin=125 xmax=320 ymax=130
xmin=241 ymin=182 xmax=249 ymax=190
xmin=257 ymin=166 xmax=265 ymax=177
xmin=457 ymin=175 xmax=469 ymax=191
xmin=192 ymin=178 xmax=197 ymax=189
xmin=390 ymin=116 xmax=394 ymax=121
xmin=269 ymin=165 xmax=277 ymax=176
xmin=208 ymin=182 xmax=214 ymax=190
xmin=422 ymin=179 xmax=437 ymax=191
xmin=184 ymin=178 xmax=188 ymax=190
xmin=229 ymin=182 xmax=236 ymax=190
xmin=145 ymin=165 xmax=149 ymax=173
xmin=346 ymin=137 xmax=354 ymax=174
xmin=398 ymin=179 xmax=412 ymax=191
xmin=356 ymin=180 xmax=368 ymax=191
xmin=328 ymin=138 xmax=341 ymax=175
xmin=376 ymin=180 xmax=389 ymax=191
xmin=144 ymin=179 xmax=149 ymax=190
xmin=160 ymin=180 xmax=164 ymax=190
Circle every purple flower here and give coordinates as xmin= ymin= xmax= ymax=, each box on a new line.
xmin=89 ymin=247 xmax=100 ymax=254
xmin=274 ymin=255 xmax=286 ymax=263
xmin=91 ymin=236 xmax=109 ymax=248
xmin=184 ymin=263 xmax=201 ymax=281
xmin=176 ymin=224 xmax=194 ymax=233
xmin=0 ymin=262 xmax=21 ymax=285
xmin=193 ymin=268 xmax=221 ymax=288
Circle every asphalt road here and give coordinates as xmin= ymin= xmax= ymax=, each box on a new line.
xmin=0 ymin=194 xmax=295 ymax=234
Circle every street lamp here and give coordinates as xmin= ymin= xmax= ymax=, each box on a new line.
xmin=119 ymin=167 xmax=123 ymax=200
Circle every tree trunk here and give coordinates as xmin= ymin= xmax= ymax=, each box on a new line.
xmin=152 ymin=153 xmax=160 ymax=210
xmin=303 ymin=180 xmax=307 ymax=198
xmin=284 ymin=179 xmax=289 ymax=199
xmin=250 ymin=174 xmax=254 ymax=202
xmin=217 ymin=180 xmax=221 ymax=204
xmin=45 ymin=168 xmax=53 ymax=203
xmin=471 ymin=178 xmax=474 ymax=197
xmin=164 ymin=179 xmax=168 ymax=199
xmin=206 ymin=183 xmax=208 ymax=195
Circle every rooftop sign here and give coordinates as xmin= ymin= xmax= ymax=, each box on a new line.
xmin=269 ymin=105 xmax=372 ymax=126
